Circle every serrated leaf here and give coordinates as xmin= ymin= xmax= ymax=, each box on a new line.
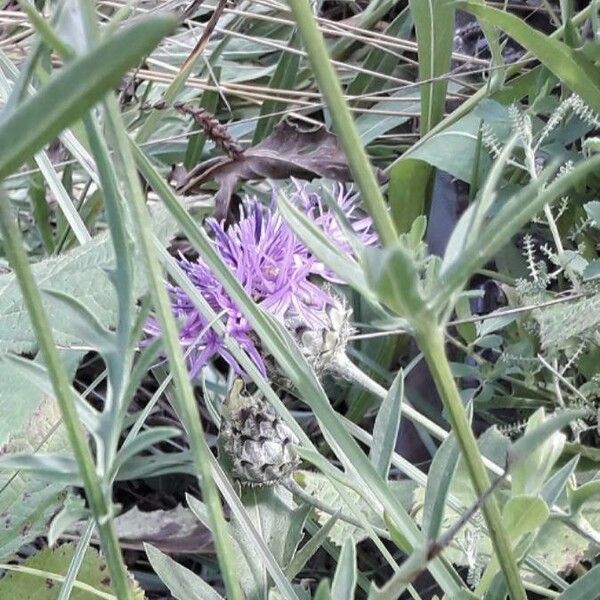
xmin=0 ymin=543 xmax=145 ymax=599
xmin=534 ymin=291 xmax=600 ymax=350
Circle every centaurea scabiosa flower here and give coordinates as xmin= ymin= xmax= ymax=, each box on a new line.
xmin=147 ymin=184 xmax=377 ymax=378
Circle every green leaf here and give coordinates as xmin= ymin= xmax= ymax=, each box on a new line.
xmin=0 ymin=543 xmax=145 ymax=599
xmin=237 ymin=486 xmax=309 ymax=575
xmin=502 ymin=495 xmax=550 ymax=540
xmin=253 ymin=31 xmax=300 ymax=143
xmin=369 ymin=370 xmax=404 ymax=479
xmin=285 ymin=513 xmax=340 ymax=580
xmin=388 ymin=158 xmax=433 ymax=232
xmin=569 ymin=480 xmax=600 ymax=515
xmin=0 ymin=379 xmax=81 ymax=560
xmin=364 ymin=243 xmax=424 ymax=320
xmin=407 ymin=100 xmax=510 ymax=184
xmin=356 ymin=92 xmax=421 ymax=146
xmin=0 ymin=205 xmax=177 ymax=354
xmin=347 ymin=8 xmax=412 ymax=98
xmin=422 ymin=434 xmax=460 ymax=540
xmin=191 ymin=486 xmax=307 ymax=600
xmin=297 ymin=470 xmax=382 ymax=546
xmin=534 ymin=291 xmax=600 ymax=350
xmin=541 ymin=455 xmax=579 ymax=506
xmin=313 ymin=580 xmax=331 ymax=600
xmin=331 ymin=539 xmax=357 ymax=599
xmin=0 ymin=16 xmax=175 ymax=180
xmin=555 ymin=564 xmax=600 ymax=599
xmin=409 ymin=0 xmax=455 ymax=133
xmin=145 ymin=543 xmax=223 ymax=600
xmin=0 ymin=350 xmax=81 ymax=446
xmin=458 ymin=1 xmax=600 ymax=114
xmin=510 ymin=409 xmax=583 ymax=496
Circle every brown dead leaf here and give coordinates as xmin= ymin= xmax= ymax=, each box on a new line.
xmin=177 ymin=119 xmax=385 ymax=219
xmin=112 ymin=505 xmax=213 ymax=554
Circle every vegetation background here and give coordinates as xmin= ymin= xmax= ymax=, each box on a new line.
xmin=1 ymin=0 xmax=600 ymax=599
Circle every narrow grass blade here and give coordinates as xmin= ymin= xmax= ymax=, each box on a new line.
xmin=408 ymin=0 xmax=455 ymax=134
xmin=422 ymin=434 xmax=459 ymax=540
xmin=369 ymin=370 xmax=403 ymax=479
xmin=459 ymin=1 xmax=600 ymax=113
xmin=331 ymin=539 xmax=357 ymax=599
xmin=0 ymin=16 xmax=176 ymax=180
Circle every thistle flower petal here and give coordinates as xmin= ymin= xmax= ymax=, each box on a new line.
xmin=147 ymin=183 xmax=373 ymax=377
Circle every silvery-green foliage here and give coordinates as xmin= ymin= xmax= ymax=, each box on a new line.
xmin=296 ymin=470 xmax=383 ymax=546
xmin=0 ymin=204 xmax=177 ymax=354
xmin=229 ymin=486 xmax=310 ymax=599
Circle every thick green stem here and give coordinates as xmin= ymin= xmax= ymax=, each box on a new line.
xmin=288 ymin=0 xmax=397 ymax=247
xmin=417 ymin=325 xmax=526 ymax=600
xmin=0 ymin=196 xmax=134 ymax=600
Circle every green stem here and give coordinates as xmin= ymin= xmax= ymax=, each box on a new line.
xmin=416 ymin=325 xmax=526 ymax=600
xmin=102 ymin=97 xmax=243 ymax=600
xmin=333 ymin=354 xmax=449 ymax=441
xmin=288 ymin=0 xmax=397 ymax=247
xmin=0 ymin=196 xmax=134 ymax=600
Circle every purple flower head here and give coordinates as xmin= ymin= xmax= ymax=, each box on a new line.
xmin=147 ymin=183 xmax=375 ymax=377
xmin=288 ymin=181 xmax=378 ymax=281
xmin=207 ymin=200 xmax=333 ymax=327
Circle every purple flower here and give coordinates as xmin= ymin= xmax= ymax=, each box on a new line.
xmin=289 ymin=181 xmax=378 ymax=281
xmin=148 ymin=185 xmax=376 ymax=377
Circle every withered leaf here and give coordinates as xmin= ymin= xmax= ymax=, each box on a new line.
xmin=178 ymin=120 xmax=385 ymax=218
xmin=111 ymin=505 xmax=213 ymax=554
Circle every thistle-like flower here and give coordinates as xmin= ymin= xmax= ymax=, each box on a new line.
xmin=147 ymin=184 xmax=375 ymax=377
xmin=289 ymin=181 xmax=377 ymax=281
